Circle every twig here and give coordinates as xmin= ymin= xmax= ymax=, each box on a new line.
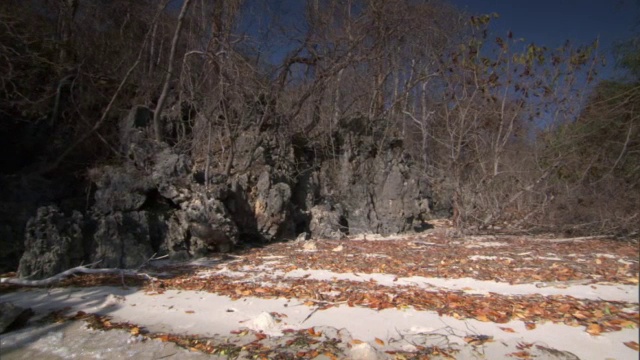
xmin=301 ymin=307 xmax=320 ymax=324
xmin=0 ymin=260 xmax=158 ymax=287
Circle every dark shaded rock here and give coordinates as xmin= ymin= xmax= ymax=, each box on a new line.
xmin=0 ymin=173 xmax=84 ymax=274
xmin=225 ymin=175 xmax=261 ymax=240
xmin=89 ymin=165 xmax=154 ymax=214
xmin=317 ymin=132 xmax=431 ymax=236
xmin=254 ymin=172 xmax=293 ymax=240
xmin=12 ymin=104 xmax=436 ymax=276
xmin=309 ymin=204 xmax=347 ymax=240
xmin=91 ymin=211 xmax=155 ymax=268
xmin=0 ymin=302 xmax=34 ymax=334
xmin=152 ymin=148 xmax=191 ymax=180
xmin=189 ymin=222 xmax=233 ymax=253
xmin=119 ymin=105 xmax=153 ymax=153
xmin=295 ymin=232 xmax=310 ymax=241
xmin=162 ymin=212 xmax=190 ymax=260
xmin=0 ymin=220 xmax=21 ymax=275
xmin=17 ymin=206 xmax=85 ymax=279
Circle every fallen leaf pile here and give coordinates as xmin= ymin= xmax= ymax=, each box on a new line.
xmin=140 ymin=234 xmax=639 ymax=335
xmin=3 ymin=233 xmax=638 ymax=358
xmin=221 ymin=235 xmax=637 ymax=285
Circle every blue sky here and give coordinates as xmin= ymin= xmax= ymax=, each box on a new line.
xmin=238 ymin=0 xmax=638 ymax=80
xmin=450 ymin=0 xmax=639 ymax=79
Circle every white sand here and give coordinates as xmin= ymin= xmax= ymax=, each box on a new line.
xmin=1 ymin=276 xmax=638 ymax=359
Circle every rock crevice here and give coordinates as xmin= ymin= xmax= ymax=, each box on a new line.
xmin=13 ymin=107 xmax=433 ymax=278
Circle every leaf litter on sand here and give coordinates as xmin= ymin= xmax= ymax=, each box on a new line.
xmin=3 ymin=233 xmax=637 ymax=358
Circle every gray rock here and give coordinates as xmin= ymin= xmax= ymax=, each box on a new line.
xmin=161 ymin=212 xmax=190 ymax=259
xmin=318 ymin=131 xmax=431 ymax=236
xmin=309 ymin=205 xmax=347 ymax=240
xmin=0 ymin=302 xmax=33 ymax=334
xmin=0 ymin=173 xmax=80 ymax=274
xmin=188 ymin=222 xmax=233 ymax=253
xmin=152 ymin=148 xmax=191 ymax=186
xmin=255 ymin=181 xmax=293 ymax=240
xmin=119 ymin=105 xmax=153 ymax=153
xmin=17 ymin=206 xmax=85 ymax=279
xmin=295 ymin=232 xmax=310 ymax=242
xmin=13 ymin=106 xmax=437 ymax=277
xmin=91 ymin=211 xmax=155 ymax=268
xmin=90 ymin=165 xmax=154 ymax=214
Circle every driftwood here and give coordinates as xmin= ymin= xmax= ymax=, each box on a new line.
xmin=0 ymin=261 xmax=158 ymax=287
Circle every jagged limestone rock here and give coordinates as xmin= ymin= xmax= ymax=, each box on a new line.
xmin=188 ymin=222 xmax=233 ymax=253
xmin=91 ymin=211 xmax=155 ymax=268
xmin=309 ymin=204 xmax=347 ymax=240
xmin=17 ymin=206 xmax=85 ymax=279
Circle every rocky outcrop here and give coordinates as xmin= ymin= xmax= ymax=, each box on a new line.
xmin=224 ymin=125 xmax=297 ymax=242
xmin=308 ymin=204 xmax=347 ymax=240
xmin=17 ymin=206 xmax=85 ymax=278
xmin=315 ymin=120 xmax=431 ymax=236
xmin=322 ymin=150 xmax=430 ymax=236
xmin=91 ymin=211 xmax=156 ymax=269
xmin=13 ymin=107 xmax=435 ymax=278
xmin=0 ymin=173 xmax=85 ymax=274
xmin=189 ymin=222 xmax=233 ymax=253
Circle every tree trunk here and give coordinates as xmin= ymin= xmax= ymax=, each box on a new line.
xmin=153 ymin=0 xmax=192 ymax=141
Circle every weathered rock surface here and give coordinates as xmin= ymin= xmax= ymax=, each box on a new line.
xmin=317 ymin=122 xmax=431 ymax=236
xmin=0 ymin=173 xmax=84 ymax=274
xmin=0 ymin=302 xmax=33 ymax=334
xmin=11 ymin=106 xmax=434 ymax=277
xmin=91 ymin=211 xmax=156 ymax=269
xmin=308 ymin=204 xmax=347 ymax=240
xmin=17 ymin=206 xmax=85 ymax=279
xmin=189 ymin=222 xmax=233 ymax=253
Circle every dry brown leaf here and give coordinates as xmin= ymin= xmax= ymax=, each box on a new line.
xmin=557 ymin=304 xmax=571 ymax=313
xmin=586 ymin=323 xmax=602 ymax=336
xmin=572 ymin=311 xmax=588 ymax=320
xmin=499 ymin=327 xmax=516 ymax=333
xmin=323 ymin=352 xmax=338 ymax=360
xmin=516 ymin=342 xmax=533 ymax=350
xmin=508 ymin=350 xmax=531 ymax=359
xmin=185 ymin=310 xmax=195 ymax=314
xmin=623 ymin=341 xmax=639 ymax=351
xmin=307 ymin=327 xmax=322 ymax=337
xmin=375 ymin=337 xmax=385 ymax=345
xmin=475 ymin=314 xmax=491 ymax=322
xmin=351 ymin=339 xmax=364 ymax=345
xmin=525 ymin=322 xmax=536 ymax=330
xmin=464 ymin=335 xmax=493 ymax=345
xmin=130 ymin=327 xmax=140 ymax=335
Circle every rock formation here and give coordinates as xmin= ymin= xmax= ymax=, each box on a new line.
xmin=7 ymin=105 xmax=435 ymax=279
